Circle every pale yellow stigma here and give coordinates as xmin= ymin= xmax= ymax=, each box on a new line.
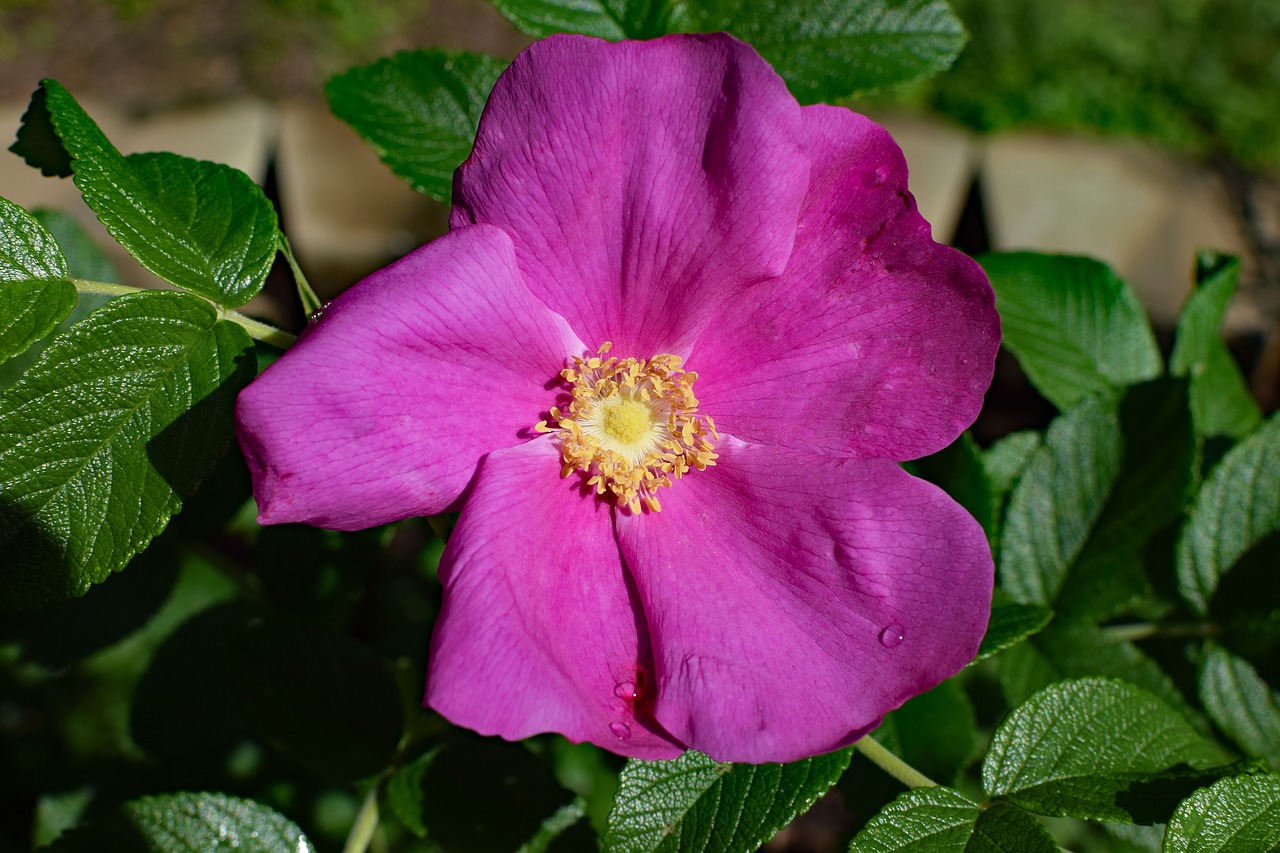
xmin=535 ymin=342 xmax=718 ymax=513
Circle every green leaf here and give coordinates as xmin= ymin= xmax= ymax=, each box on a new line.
xmin=387 ymin=748 xmax=441 ymax=838
xmin=326 ymin=50 xmax=507 ymax=205
xmin=983 ymin=678 xmax=1229 ymax=822
xmin=1177 ymin=413 xmax=1280 ymax=614
xmin=975 ymin=598 xmax=1052 ymax=662
xmin=912 ymin=432 xmax=995 ymax=540
xmin=964 ymin=804 xmax=1058 ymax=853
xmin=1170 ymin=252 xmax=1262 ymax=440
xmin=8 ymin=82 xmax=72 ymax=177
xmin=1164 ymin=773 xmax=1280 ymax=853
xmin=675 ymin=0 xmax=967 ymax=101
xmin=33 ymin=209 xmax=122 ymax=283
xmin=0 ymin=291 xmax=256 ymax=610
xmin=0 ymin=193 xmax=76 ymax=364
xmin=0 ymin=279 xmax=77 ymax=365
xmin=487 ymin=0 xmax=671 ymax=38
xmin=22 ymin=81 xmax=278 ymax=307
xmin=999 ymin=394 xmax=1121 ymax=605
xmin=1054 ymin=379 xmax=1195 ymax=622
xmin=983 ymin=430 xmax=1042 ymax=503
xmin=603 ymin=748 xmax=851 ymax=852
xmin=980 ymin=253 xmax=1162 ymax=411
xmin=1199 ymin=642 xmax=1280 ymax=770
xmin=848 ymin=786 xmax=978 ymax=852
xmin=0 ymin=193 xmax=69 ymax=282
xmin=518 ymin=798 xmax=590 ymax=853
xmin=997 ymin=619 xmax=1193 ymax=718
xmin=876 ymin=679 xmax=978 ymax=786
xmin=46 ymin=791 xmax=316 ymax=852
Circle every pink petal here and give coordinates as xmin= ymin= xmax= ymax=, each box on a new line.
xmin=235 ymin=225 xmax=581 ymax=530
xmin=690 ymin=105 xmax=999 ymax=461
xmin=616 ymin=438 xmax=993 ymax=764
xmin=451 ymin=33 xmax=809 ymax=358
xmin=424 ymin=438 xmax=684 ymax=759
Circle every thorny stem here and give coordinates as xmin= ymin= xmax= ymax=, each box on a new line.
xmin=853 ymin=736 xmax=938 ymax=789
xmin=72 ymin=278 xmax=296 ymax=348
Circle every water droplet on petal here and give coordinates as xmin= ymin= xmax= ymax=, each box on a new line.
xmin=879 ymin=624 xmax=905 ymax=649
xmin=609 ymin=721 xmax=632 ymax=740
xmin=614 ymin=681 xmax=637 ymax=700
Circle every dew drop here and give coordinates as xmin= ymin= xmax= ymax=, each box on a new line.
xmin=609 ymin=721 xmax=632 ymax=740
xmin=879 ymin=624 xmax=905 ymax=649
xmin=614 ymin=681 xmax=637 ymax=700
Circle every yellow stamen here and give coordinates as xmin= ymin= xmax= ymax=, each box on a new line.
xmin=538 ymin=342 xmax=717 ymax=513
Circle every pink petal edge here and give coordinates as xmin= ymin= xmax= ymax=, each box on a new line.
xmin=691 ymin=105 xmax=999 ymax=462
xmin=452 ymin=32 xmax=810 ymax=358
xmin=424 ymin=438 xmax=684 ymax=759
xmin=616 ymin=438 xmax=993 ymax=763
xmin=235 ymin=224 xmax=581 ymax=530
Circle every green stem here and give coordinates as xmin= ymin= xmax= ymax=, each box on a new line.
xmin=71 ymin=279 xmax=140 ymax=298
xmin=72 ymin=278 xmax=296 ymax=349
xmin=854 ymin=736 xmax=938 ymax=789
xmin=279 ymin=234 xmax=324 ymax=317
xmin=215 ymin=306 xmax=296 ymax=349
xmin=342 ymin=775 xmax=385 ymax=853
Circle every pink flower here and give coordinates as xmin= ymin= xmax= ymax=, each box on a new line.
xmin=235 ymin=33 xmax=1000 ymax=763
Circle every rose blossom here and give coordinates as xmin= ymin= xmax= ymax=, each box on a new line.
xmin=235 ymin=33 xmax=1000 ymax=763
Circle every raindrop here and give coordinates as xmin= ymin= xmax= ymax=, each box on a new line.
xmin=879 ymin=624 xmax=905 ymax=649
xmin=614 ymin=681 xmax=637 ymax=700
xmin=609 ymin=721 xmax=632 ymax=740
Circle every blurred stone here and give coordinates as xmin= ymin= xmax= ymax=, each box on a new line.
xmin=275 ymin=101 xmax=445 ymax=298
xmin=872 ymin=112 xmax=977 ymax=244
xmin=982 ymin=133 xmax=1254 ymax=328
xmin=126 ymin=99 xmax=276 ymax=184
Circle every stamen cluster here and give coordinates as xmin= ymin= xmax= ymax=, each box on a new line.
xmin=537 ymin=342 xmax=718 ymax=513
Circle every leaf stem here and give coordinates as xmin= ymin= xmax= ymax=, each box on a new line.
xmin=71 ymin=278 xmax=296 ymax=348
xmin=278 ymin=234 xmax=324 ymax=318
xmin=215 ymin=306 xmax=297 ymax=349
xmin=853 ymin=737 xmax=938 ymax=789
xmin=342 ymin=773 xmax=387 ymax=853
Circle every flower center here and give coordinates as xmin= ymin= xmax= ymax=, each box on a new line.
xmin=536 ymin=342 xmax=718 ymax=513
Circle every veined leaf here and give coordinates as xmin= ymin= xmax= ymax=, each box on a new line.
xmin=1169 ymin=252 xmax=1261 ymax=440
xmin=1164 ymin=773 xmax=1280 ymax=853
xmin=0 ymin=290 xmax=255 ymax=610
xmin=0 ymin=195 xmax=76 ymax=365
xmin=847 ymin=787 xmax=1058 ymax=852
xmin=603 ymin=748 xmax=850 ymax=852
xmin=14 ymin=80 xmax=278 ymax=307
xmin=1199 ymin=642 xmax=1280 ymax=770
xmin=980 ymin=253 xmax=1162 ymax=411
xmin=45 ymin=791 xmax=315 ymax=852
xmin=974 ymin=599 xmax=1052 ymax=662
xmin=999 ymin=394 xmax=1121 ymax=606
xmin=484 ymin=0 xmax=966 ymax=101
xmin=848 ymin=786 xmax=977 ymax=852
xmin=486 ymin=0 xmax=671 ymax=38
xmin=0 ymin=193 xmax=68 ymax=282
xmin=983 ymin=678 xmax=1229 ymax=823
xmin=326 ymin=50 xmax=507 ymax=205
xmin=674 ymin=0 xmax=967 ymax=101
xmin=1177 ymin=413 xmax=1280 ymax=614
